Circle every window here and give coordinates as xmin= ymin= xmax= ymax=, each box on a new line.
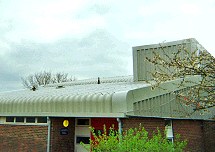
xmin=76 ymin=137 xmax=90 ymax=144
xmin=76 ymin=118 xmax=90 ymax=126
xmin=4 ymin=117 xmax=47 ymax=125
xmin=6 ymin=117 xmax=14 ymax=122
xmin=26 ymin=117 xmax=36 ymax=123
xmin=16 ymin=117 xmax=24 ymax=123
xmin=37 ymin=117 xmax=47 ymax=123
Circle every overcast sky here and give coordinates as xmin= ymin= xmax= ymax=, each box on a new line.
xmin=0 ymin=0 xmax=215 ymax=92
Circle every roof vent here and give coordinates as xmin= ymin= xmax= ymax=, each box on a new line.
xmin=31 ymin=86 xmax=37 ymax=91
xmin=56 ymin=85 xmax=65 ymax=89
xmin=98 ymin=77 xmax=100 ymax=84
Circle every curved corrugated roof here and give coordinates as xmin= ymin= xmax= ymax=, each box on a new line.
xmin=0 ymin=76 xmax=149 ymax=117
xmin=2 ymin=75 xmax=211 ymax=120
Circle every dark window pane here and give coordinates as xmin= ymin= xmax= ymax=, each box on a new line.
xmin=77 ymin=119 xmax=89 ymax=125
xmin=16 ymin=117 xmax=24 ymax=122
xmin=6 ymin=117 xmax=14 ymax=122
xmin=37 ymin=117 xmax=47 ymax=123
xmin=76 ymin=137 xmax=90 ymax=144
xmin=26 ymin=117 xmax=35 ymax=123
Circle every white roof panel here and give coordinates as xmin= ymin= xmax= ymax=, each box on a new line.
xmin=0 ymin=76 xmax=149 ymax=117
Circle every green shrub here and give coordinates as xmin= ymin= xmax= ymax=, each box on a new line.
xmin=82 ymin=125 xmax=187 ymax=152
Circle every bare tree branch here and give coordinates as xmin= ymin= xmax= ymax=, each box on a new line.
xmin=21 ymin=71 xmax=76 ymax=89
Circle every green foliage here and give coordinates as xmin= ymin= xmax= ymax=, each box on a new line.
xmin=82 ymin=125 xmax=187 ymax=152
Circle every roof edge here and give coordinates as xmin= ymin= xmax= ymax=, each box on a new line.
xmin=0 ymin=112 xmax=126 ymax=118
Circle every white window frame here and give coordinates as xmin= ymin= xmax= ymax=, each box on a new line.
xmin=2 ymin=117 xmax=48 ymax=126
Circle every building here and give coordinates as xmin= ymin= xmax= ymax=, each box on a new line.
xmin=0 ymin=38 xmax=214 ymax=152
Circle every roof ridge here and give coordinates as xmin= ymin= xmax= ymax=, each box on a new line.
xmin=45 ymin=75 xmax=134 ymax=88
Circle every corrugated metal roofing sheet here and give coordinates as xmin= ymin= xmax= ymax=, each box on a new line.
xmin=0 ymin=76 xmax=149 ymax=117
xmin=0 ymin=75 xmax=214 ymax=120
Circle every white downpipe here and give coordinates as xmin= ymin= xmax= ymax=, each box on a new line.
xmin=47 ymin=117 xmax=51 ymax=152
xmin=117 ymin=118 xmax=122 ymax=142
xmin=117 ymin=118 xmax=122 ymax=134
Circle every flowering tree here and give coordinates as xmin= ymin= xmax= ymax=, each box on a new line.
xmin=146 ymin=45 xmax=215 ymax=110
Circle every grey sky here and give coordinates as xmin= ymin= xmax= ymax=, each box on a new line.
xmin=0 ymin=0 xmax=215 ymax=92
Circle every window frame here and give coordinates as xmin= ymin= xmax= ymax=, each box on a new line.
xmin=2 ymin=117 xmax=48 ymax=125
xmin=76 ymin=118 xmax=90 ymax=126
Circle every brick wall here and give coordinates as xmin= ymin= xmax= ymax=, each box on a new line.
xmin=121 ymin=117 xmax=165 ymax=136
xmin=0 ymin=124 xmax=48 ymax=152
xmin=50 ymin=117 xmax=75 ymax=152
xmin=203 ymin=121 xmax=215 ymax=152
xmin=173 ymin=120 xmax=204 ymax=152
xmin=1 ymin=117 xmax=213 ymax=152
xmin=122 ymin=118 xmax=215 ymax=152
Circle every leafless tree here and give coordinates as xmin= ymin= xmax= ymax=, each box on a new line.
xmin=21 ymin=75 xmax=36 ymax=89
xmin=21 ymin=71 xmax=76 ymax=89
xmin=34 ymin=71 xmax=52 ymax=86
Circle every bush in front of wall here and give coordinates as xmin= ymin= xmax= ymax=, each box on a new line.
xmin=82 ymin=125 xmax=187 ymax=152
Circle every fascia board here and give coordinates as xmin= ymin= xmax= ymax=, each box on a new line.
xmin=0 ymin=112 xmax=126 ymax=118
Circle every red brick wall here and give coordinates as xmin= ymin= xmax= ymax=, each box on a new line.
xmin=1 ymin=117 xmax=213 ymax=152
xmin=0 ymin=124 xmax=48 ymax=152
xmin=50 ymin=117 xmax=75 ymax=152
xmin=121 ymin=117 xmax=165 ymax=136
xmin=173 ymin=120 xmax=204 ymax=152
xmin=122 ymin=118 xmax=215 ymax=152
xmin=203 ymin=121 xmax=215 ymax=152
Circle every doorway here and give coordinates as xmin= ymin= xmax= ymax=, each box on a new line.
xmin=75 ymin=118 xmax=91 ymax=152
